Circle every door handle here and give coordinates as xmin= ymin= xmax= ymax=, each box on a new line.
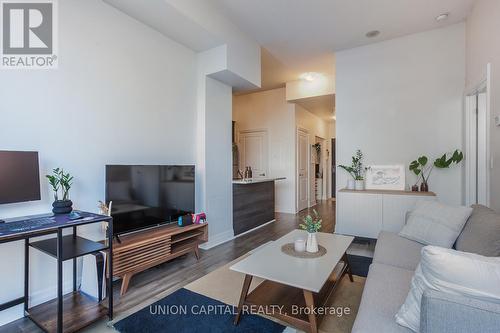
xmin=259 ymin=173 xmax=265 ymax=177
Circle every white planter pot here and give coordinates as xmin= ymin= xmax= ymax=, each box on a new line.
xmin=355 ymin=180 xmax=365 ymax=191
xmin=306 ymin=232 xmax=319 ymax=253
xmin=346 ymin=179 xmax=355 ymax=190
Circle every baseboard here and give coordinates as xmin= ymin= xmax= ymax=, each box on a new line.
xmin=233 ymin=219 xmax=275 ymax=238
xmin=199 ymin=219 xmax=276 ymax=250
xmin=199 ymin=229 xmax=234 ymax=250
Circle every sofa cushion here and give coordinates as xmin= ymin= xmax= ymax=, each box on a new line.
xmin=373 ymin=231 xmax=425 ymax=271
xmin=395 ymin=246 xmax=500 ymax=332
xmin=399 ymin=201 xmax=473 ymax=248
xmin=352 ymin=263 xmax=414 ymax=333
xmin=455 ymin=205 xmax=500 ymax=256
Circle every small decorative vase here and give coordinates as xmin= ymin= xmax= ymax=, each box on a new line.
xmin=346 ymin=179 xmax=355 ymax=190
xmin=306 ymin=232 xmax=319 ymax=253
xmin=420 ymin=182 xmax=429 ymax=192
xmin=52 ymin=200 xmax=73 ymax=214
xmin=411 ymin=185 xmax=419 ymax=192
xmin=354 ymin=180 xmax=365 ymax=191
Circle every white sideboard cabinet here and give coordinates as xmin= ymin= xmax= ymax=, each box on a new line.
xmin=335 ymin=189 xmax=437 ymax=239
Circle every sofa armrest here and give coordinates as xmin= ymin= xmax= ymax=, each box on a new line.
xmin=420 ymin=289 xmax=500 ymax=333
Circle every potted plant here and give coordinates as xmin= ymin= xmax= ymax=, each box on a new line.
xmin=46 ymin=168 xmax=74 ymax=214
xmin=409 ymin=149 xmax=463 ymax=192
xmin=299 ymin=209 xmax=322 ymax=253
xmin=339 ymin=149 xmax=365 ymax=190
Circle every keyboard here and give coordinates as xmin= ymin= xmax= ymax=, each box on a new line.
xmin=0 ymin=217 xmax=56 ymax=234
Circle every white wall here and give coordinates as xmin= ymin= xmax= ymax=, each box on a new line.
xmin=233 ymin=88 xmax=296 ymax=213
xmin=466 ymin=0 xmax=500 ymax=212
xmin=0 ymin=0 xmax=197 ymax=325
xmin=336 ymin=23 xmax=466 ymax=205
xmin=197 ymin=75 xmax=234 ymax=248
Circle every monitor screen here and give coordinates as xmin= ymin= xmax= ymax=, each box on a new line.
xmin=0 ymin=151 xmax=41 ymax=204
xmin=105 ymin=165 xmax=195 ymax=235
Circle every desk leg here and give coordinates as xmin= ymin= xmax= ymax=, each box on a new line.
xmin=24 ymin=239 xmax=29 ymax=313
xmin=108 ymin=220 xmax=113 ymax=320
xmin=303 ymin=290 xmax=318 ymax=333
xmin=234 ymin=274 xmax=252 ymax=325
xmin=57 ymin=229 xmax=63 ymax=333
xmin=73 ymin=226 xmax=77 ymax=292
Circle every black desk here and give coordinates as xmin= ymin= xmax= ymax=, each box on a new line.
xmin=0 ymin=211 xmax=113 ymax=333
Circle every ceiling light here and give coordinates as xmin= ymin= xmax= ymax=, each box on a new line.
xmin=299 ymin=72 xmax=318 ymax=82
xmin=435 ymin=13 xmax=449 ymax=22
xmin=365 ymin=30 xmax=380 ymax=38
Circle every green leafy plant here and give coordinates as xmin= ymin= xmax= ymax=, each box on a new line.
xmin=339 ymin=149 xmax=364 ymax=180
xmin=409 ymin=149 xmax=464 ymax=186
xmin=46 ymin=168 xmax=60 ymax=201
xmin=299 ymin=209 xmax=322 ymax=233
xmin=59 ymin=169 xmax=73 ymax=201
xmin=46 ymin=168 xmax=74 ymax=201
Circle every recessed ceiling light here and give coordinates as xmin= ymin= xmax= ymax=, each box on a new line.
xmin=365 ymin=30 xmax=380 ymax=38
xmin=299 ymin=72 xmax=319 ymax=82
xmin=435 ymin=13 xmax=449 ymax=22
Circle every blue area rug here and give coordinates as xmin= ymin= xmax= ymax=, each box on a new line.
xmin=114 ymin=288 xmax=285 ymax=333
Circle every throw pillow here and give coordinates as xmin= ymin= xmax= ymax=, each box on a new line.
xmin=395 ymin=246 xmax=500 ymax=332
xmin=455 ymin=204 xmax=500 ymax=256
xmin=399 ymin=201 xmax=472 ymax=247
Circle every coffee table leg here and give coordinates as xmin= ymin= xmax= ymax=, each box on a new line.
xmin=342 ymin=252 xmax=354 ymax=282
xmin=234 ymin=274 xmax=253 ymax=325
xmin=303 ymin=290 xmax=318 ymax=333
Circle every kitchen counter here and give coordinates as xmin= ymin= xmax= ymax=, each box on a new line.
xmin=232 ymin=177 xmax=285 ymax=236
xmin=232 ymin=177 xmax=286 ymax=185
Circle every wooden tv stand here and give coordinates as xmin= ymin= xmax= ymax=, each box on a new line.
xmin=112 ymin=223 xmax=208 ymax=295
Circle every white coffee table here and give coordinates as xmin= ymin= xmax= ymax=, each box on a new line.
xmin=230 ymin=230 xmax=354 ymax=333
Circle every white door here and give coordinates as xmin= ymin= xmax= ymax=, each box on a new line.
xmin=297 ymin=129 xmax=309 ymax=211
xmin=239 ymin=130 xmax=268 ymax=178
xmin=465 ymin=90 xmax=489 ymax=206
xmin=477 ymin=92 xmax=488 ymax=205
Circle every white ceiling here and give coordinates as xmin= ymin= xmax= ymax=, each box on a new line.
xmin=212 ymin=0 xmax=476 ymax=81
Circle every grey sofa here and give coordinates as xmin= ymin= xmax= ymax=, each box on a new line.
xmin=352 ymin=205 xmax=500 ymax=333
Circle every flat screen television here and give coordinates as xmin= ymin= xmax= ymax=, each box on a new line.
xmin=0 ymin=151 xmax=41 ymax=204
xmin=106 ymin=165 xmax=195 ymax=235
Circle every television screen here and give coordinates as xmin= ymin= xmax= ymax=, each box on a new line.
xmin=0 ymin=151 xmax=41 ymax=204
xmin=106 ymin=165 xmax=195 ymax=235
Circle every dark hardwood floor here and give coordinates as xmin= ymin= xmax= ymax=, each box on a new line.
xmin=0 ymin=200 xmax=335 ymax=333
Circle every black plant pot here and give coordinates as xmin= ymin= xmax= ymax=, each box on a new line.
xmin=52 ymin=200 xmax=73 ymax=214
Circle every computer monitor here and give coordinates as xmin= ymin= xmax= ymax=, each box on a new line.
xmin=0 ymin=151 xmax=41 ymax=204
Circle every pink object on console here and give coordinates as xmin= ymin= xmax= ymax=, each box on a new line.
xmin=194 ymin=212 xmax=207 ymax=224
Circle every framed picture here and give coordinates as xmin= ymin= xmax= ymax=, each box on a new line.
xmin=365 ymin=165 xmax=406 ymax=190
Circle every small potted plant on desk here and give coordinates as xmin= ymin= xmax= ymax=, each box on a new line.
xmin=299 ymin=209 xmax=322 ymax=253
xmin=46 ymin=168 xmax=74 ymax=214
xmin=409 ymin=149 xmax=463 ymax=192
xmin=339 ymin=149 xmax=365 ymax=190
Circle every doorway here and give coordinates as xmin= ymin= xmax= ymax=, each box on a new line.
xmin=297 ymin=128 xmax=309 ymax=212
xmin=465 ymin=64 xmax=491 ymax=206
xmin=313 ymin=136 xmax=326 ymax=205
